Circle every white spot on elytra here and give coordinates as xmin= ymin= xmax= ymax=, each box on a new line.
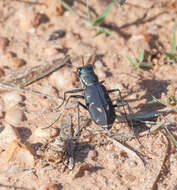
xmin=96 ymin=107 xmax=102 ymax=113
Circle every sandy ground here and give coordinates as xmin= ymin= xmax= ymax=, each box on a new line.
xmin=0 ymin=0 xmax=177 ymax=190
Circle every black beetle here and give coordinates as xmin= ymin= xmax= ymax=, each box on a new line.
xmin=60 ymin=60 xmax=121 ymax=130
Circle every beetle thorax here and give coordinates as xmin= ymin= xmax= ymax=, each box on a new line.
xmin=77 ymin=64 xmax=99 ymax=87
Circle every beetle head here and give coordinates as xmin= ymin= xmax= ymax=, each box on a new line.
xmin=77 ymin=64 xmax=98 ymax=87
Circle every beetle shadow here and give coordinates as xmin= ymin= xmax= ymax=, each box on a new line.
xmin=135 ymin=78 xmax=170 ymax=112
xmin=101 ymin=6 xmax=167 ymax=40
xmin=73 ymin=141 xmax=104 ymax=175
xmin=119 ymin=77 xmax=170 ymax=113
xmin=115 ymin=78 xmax=170 ymax=134
xmin=16 ymin=127 xmax=32 ymax=142
xmin=74 ymin=141 xmax=94 ymax=163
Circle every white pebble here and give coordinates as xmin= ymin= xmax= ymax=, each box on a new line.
xmin=0 ymin=123 xmax=20 ymax=148
xmin=34 ymin=128 xmax=58 ymax=141
xmin=5 ymin=107 xmax=24 ymax=126
xmin=49 ymin=67 xmax=77 ymax=91
xmin=2 ymin=92 xmax=23 ymax=109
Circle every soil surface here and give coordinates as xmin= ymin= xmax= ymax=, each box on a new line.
xmin=0 ymin=0 xmax=177 ymax=190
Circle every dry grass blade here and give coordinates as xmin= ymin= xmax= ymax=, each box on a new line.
xmin=6 ymin=56 xmax=71 ymax=87
xmin=0 ymin=82 xmax=61 ymax=101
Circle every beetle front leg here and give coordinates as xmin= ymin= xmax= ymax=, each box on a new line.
xmin=58 ymin=94 xmax=87 ymax=138
xmin=65 ymin=95 xmax=85 ymax=107
xmin=57 ymin=88 xmax=84 ymax=109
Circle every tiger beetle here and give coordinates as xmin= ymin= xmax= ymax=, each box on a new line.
xmin=59 ymin=57 xmax=127 ymax=131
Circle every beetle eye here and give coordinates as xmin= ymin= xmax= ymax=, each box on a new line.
xmin=77 ymin=68 xmax=82 ymax=75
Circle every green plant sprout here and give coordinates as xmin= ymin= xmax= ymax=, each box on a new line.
xmin=148 ymin=96 xmax=177 ymax=113
xmin=58 ymin=0 xmax=126 ymax=36
xmin=164 ymin=126 xmax=177 ymax=148
xmin=148 ymin=96 xmax=177 ymax=148
xmin=165 ymin=24 xmax=177 ymax=63
xmin=127 ymin=48 xmax=152 ymax=69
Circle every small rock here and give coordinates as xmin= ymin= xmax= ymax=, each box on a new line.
xmin=124 ymin=173 xmax=136 ymax=183
xmin=5 ymin=107 xmax=25 ymax=126
xmin=18 ymin=9 xmax=35 ymax=31
xmin=31 ymin=12 xmax=49 ymax=27
xmin=40 ymin=0 xmax=64 ymax=17
xmin=0 ymin=140 xmax=35 ymax=167
xmin=88 ymin=150 xmax=98 ymax=161
xmin=0 ymin=123 xmax=20 ymax=148
xmin=4 ymin=52 xmax=26 ymax=68
xmin=45 ymin=47 xmax=59 ymax=56
xmin=2 ymin=92 xmax=23 ymax=109
xmin=0 ymin=36 xmax=9 ymax=54
xmin=0 ymin=67 xmax=5 ymax=77
xmin=42 ymin=184 xmax=59 ymax=190
xmin=49 ymin=66 xmax=77 ymax=91
xmin=71 ymin=163 xmax=92 ymax=179
xmin=34 ymin=128 xmax=59 ymax=141
xmin=48 ymin=30 xmax=66 ymax=41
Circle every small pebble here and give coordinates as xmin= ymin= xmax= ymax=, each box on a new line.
xmin=34 ymin=128 xmax=59 ymax=141
xmin=0 ymin=140 xmax=35 ymax=167
xmin=42 ymin=184 xmax=59 ymax=190
xmin=0 ymin=103 xmax=4 ymax=118
xmin=48 ymin=30 xmax=66 ymax=41
xmin=0 ymin=36 xmax=9 ymax=54
xmin=40 ymin=0 xmax=64 ymax=16
xmin=88 ymin=150 xmax=98 ymax=161
xmin=45 ymin=47 xmax=59 ymax=56
xmin=49 ymin=66 xmax=77 ymax=91
xmin=18 ymin=9 xmax=35 ymax=31
xmin=5 ymin=107 xmax=25 ymax=126
xmin=124 ymin=173 xmax=136 ymax=183
xmin=0 ymin=67 xmax=5 ymax=77
xmin=3 ymin=92 xmax=23 ymax=109
xmin=71 ymin=163 xmax=92 ymax=179
xmin=31 ymin=12 xmax=49 ymax=27
xmin=0 ymin=123 xmax=20 ymax=148
xmin=4 ymin=52 xmax=26 ymax=68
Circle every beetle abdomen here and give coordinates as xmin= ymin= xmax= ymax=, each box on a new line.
xmin=84 ymin=83 xmax=115 ymax=126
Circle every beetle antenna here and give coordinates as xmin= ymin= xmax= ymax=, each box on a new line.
xmin=81 ymin=56 xmax=84 ymax=66
xmin=87 ymin=54 xmax=96 ymax=67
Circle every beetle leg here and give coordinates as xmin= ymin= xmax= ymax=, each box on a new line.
xmin=109 ymin=88 xmax=134 ymax=132
xmin=75 ymin=101 xmax=88 ymax=138
xmin=57 ymin=88 xmax=84 ymax=109
xmin=109 ymin=90 xmax=140 ymax=143
xmin=65 ymin=95 xmax=85 ymax=107
xmin=107 ymin=88 xmax=120 ymax=93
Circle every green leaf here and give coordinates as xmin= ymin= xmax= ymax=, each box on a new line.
xmin=165 ymin=52 xmax=177 ymax=61
xmin=81 ymin=19 xmax=93 ymax=27
xmin=95 ymin=30 xmax=105 ymax=36
xmin=94 ymin=0 xmax=117 ymax=25
xmin=151 ymin=96 xmax=177 ymax=112
xmin=137 ymin=48 xmax=144 ymax=63
xmin=171 ymin=24 xmax=177 ymax=53
xmin=127 ymin=57 xmax=139 ymax=68
xmin=165 ymin=127 xmax=177 ymax=148
xmin=58 ymin=0 xmax=79 ymax=17
xmin=86 ymin=0 xmax=92 ymax=22
xmin=94 ymin=27 xmax=111 ymax=36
